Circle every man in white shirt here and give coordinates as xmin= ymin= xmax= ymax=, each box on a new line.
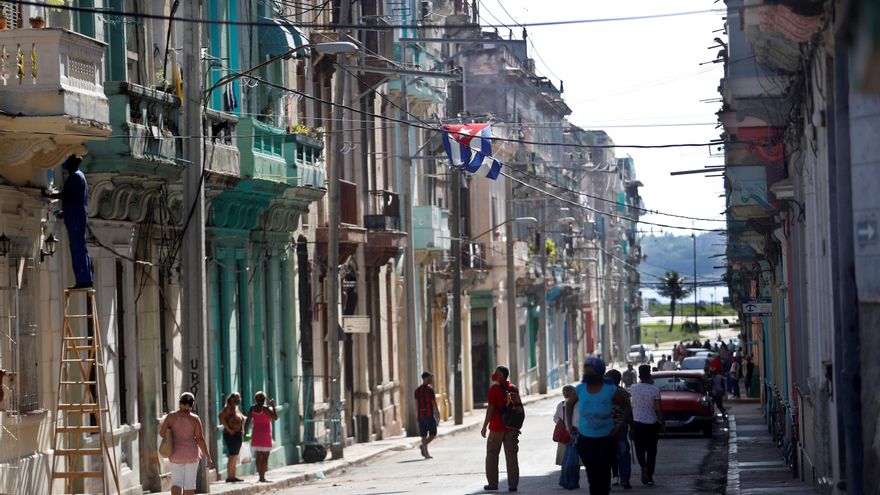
xmin=662 ymin=358 xmax=676 ymax=371
xmin=629 ymin=365 xmax=665 ymax=486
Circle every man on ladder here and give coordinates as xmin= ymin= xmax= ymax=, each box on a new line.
xmin=42 ymin=155 xmax=93 ymax=289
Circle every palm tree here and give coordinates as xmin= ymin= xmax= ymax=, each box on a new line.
xmin=659 ymin=271 xmax=691 ymax=332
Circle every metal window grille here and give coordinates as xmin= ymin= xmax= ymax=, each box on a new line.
xmin=1 ymin=1 xmax=22 ymax=29
xmin=1 ymin=239 xmax=38 ymax=413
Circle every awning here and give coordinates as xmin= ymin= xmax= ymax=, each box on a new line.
xmin=258 ymin=17 xmax=310 ymax=59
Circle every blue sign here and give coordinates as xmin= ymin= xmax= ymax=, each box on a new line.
xmin=743 ymin=299 xmax=771 ymax=317
xmin=857 ymin=220 xmax=876 ymax=244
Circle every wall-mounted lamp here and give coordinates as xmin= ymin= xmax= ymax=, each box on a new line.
xmin=0 ymin=233 xmax=9 ymax=257
xmin=40 ymin=233 xmax=58 ymax=262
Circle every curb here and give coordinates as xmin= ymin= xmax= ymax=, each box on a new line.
xmin=726 ymin=414 xmax=740 ymax=495
xmin=189 ymin=392 xmax=559 ymax=495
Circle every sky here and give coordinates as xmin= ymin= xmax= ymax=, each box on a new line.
xmin=477 ymin=0 xmax=728 ymax=233
xmin=476 ymin=0 xmax=729 ymax=303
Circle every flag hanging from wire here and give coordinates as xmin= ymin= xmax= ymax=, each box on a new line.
xmin=441 ymin=123 xmax=502 ymax=180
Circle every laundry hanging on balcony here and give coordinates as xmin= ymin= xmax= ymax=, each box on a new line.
xmin=441 ymin=123 xmax=502 ymax=180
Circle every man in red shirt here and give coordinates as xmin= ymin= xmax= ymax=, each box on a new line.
xmin=414 ymin=371 xmax=439 ymax=458
xmin=480 ymin=365 xmax=519 ymax=492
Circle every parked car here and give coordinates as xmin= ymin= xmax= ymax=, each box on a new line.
xmin=680 ymin=356 xmax=710 ymax=373
xmin=652 ymin=370 xmax=715 ymax=437
xmin=628 ymin=344 xmax=648 ymax=364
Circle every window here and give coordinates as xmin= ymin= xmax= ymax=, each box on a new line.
xmin=0 ymin=239 xmax=39 ymax=413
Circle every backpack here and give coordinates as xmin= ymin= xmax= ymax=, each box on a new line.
xmin=499 ymin=384 xmax=525 ymax=430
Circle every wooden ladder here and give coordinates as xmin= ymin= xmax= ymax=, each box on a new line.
xmin=51 ymin=288 xmax=120 ymax=494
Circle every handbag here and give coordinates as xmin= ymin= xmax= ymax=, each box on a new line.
xmin=239 ymin=441 xmax=252 ymax=465
xmin=558 ymin=438 xmax=581 ymax=490
xmin=553 ymin=421 xmax=571 ymax=444
xmin=159 ymin=427 xmax=174 ymax=459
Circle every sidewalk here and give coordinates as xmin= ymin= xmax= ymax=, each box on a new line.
xmin=157 ymin=391 xmax=560 ymax=495
xmin=726 ymin=399 xmax=818 ymax=494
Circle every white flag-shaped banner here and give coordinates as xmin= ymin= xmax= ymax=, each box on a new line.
xmin=441 ymin=123 xmax=502 ymax=180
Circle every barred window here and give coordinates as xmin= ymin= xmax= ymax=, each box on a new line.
xmin=0 ymin=238 xmax=38 ymax=414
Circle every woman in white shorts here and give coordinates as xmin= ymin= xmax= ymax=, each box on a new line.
xmin=160 ymin=392 xmax=214 ymax=495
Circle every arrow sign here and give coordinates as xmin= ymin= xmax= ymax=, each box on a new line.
xmin=857 ymin=220 xmax=877 ymax=244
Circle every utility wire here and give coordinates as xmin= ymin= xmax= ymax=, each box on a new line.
xmin=14 ymin=1 xmax=728 ymax=29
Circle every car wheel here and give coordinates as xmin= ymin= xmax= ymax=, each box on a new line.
xmin=702 ymin=424 xmax=713 ymax=438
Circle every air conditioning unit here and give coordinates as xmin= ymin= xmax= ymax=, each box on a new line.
xmin=420 ymin=0 xmax=433 ymax=19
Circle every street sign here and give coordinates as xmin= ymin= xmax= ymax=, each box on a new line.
xmin=857 ymin=220 xmax=877 ymax=244
xmin=342 ymin=316 xmax=370 ymax=334
xmin=742 ymin=299 xmax=771 ymax=317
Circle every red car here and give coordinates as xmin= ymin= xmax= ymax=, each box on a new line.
xmin=651 ymin=370 xmax=715 ymax=437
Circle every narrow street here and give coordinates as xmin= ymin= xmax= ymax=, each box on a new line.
xmin=280 ymin=396 xmax=722 ymax=495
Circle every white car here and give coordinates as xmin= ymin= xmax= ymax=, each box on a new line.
xmin=628 ymin=344 xmax=648 ymax=364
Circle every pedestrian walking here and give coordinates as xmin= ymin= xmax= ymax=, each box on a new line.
xmin=218 ymin=392 xmax=245 ymax=483
xmin=415 ymin=371 xmax=439 ymax=459
xmin=629 ymin=365 xmax=665 ymax=486
xmin=657 ymin=355 xmax=667 ymax=370
xmin=605 ymin=369 xmax=632 ymax=490
xmin=244 ymin=391 xmax=278 ymax=483
xmin=662 ymin=357 xmax=676 ymax=371
xmin=566 ymin=357 xmax=631 ymax=495
xmin=711 ymin=370 xmax=727 ymax=417
xmin=622 ymin=363 xmax=636 ymax=388
xmin=159 ymin=392 xmax=214 ymax=495
xmin=553 ymin=385 xmax=580 ymax=465
xmin=729 ymin=358 xmax=741 ymax=398
xmin=481 ymin=365 xmax=520 ymax=492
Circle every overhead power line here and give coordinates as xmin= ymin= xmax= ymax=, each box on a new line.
xmin=14 ymin=1 xmax=726 ymax=29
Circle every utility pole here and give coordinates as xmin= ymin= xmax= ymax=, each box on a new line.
xmin=692 ymin=232 xmax=698 ymax=327
xmin=537 ymin=199 xmax=548 ymax=395
xmin=505 ymin=177 xmax=518 ymax=385
xmin=451 ymin=167 xmax=464 ymax=424
xmin=327 ymin=0 xmax=351 ymax=460
xmin=400 ymin=41 xmax=420 ymax=436
xmin=181 ymin=0 xmax=209 ymax=490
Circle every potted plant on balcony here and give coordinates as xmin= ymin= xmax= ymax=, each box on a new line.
xmin=0 ymin=15 xmax=8 ymax=30
xmin=29 ymin=15 xmax=45 ymax=28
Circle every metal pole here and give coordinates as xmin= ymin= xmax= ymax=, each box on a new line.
xmin=537 ymin=201 xmax=548 ymax=395
xmin=505 ymin=180 xmax=519 ymax=385
xmin=327 ymin=0 xmax=351 ymax=460
xmin=182 ymin=0 xmax=209 ymax=489
xmin=400 ymin=40 xmax=420 ymax=436
xmin=693 ymin=233 xmax=698 ymax=326
xmin=451 ymin=167 xmax=464 ymax=424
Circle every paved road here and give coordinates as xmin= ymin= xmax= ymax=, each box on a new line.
xmin=280 ymin=397 xmax=723 ymax=494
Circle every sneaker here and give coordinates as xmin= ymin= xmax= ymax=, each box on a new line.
xmin=419 ymin=444 xmax=427 ymax=458
xmin=508 ymin=488 xmax=518 ymax=492
xmin=647 ymin=478 xmax=655 ymax=486
xmin=641 ymin=473 xmax=649 ymax=485
xmin=622 ymin=481 xmax=632 ymax=489
xmin=484 ymin=485 xmax=498 ymax=491
xmin=613 ymin=476 xmax=620 ymax=486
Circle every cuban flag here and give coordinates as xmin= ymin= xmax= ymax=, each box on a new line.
xmin=441 ymin=123 xmax=503 ymax=180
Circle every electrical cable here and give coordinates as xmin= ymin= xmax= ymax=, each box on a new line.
xmin=13 ymin=1 xmax=730 ymax=30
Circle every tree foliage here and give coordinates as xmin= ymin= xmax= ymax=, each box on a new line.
xmin=659 ymin=271 xmax=691 ymax=332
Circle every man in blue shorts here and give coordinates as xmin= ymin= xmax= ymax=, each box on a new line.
xmin=415 ymin=371 xmax=439 ymax=458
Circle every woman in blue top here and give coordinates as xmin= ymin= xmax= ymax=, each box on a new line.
xmin=566 ymin=357 xmax=632 ymax=495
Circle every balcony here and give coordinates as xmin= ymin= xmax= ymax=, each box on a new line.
xmin=236 ymin=117 xmax=287 ymax=184
xmin=365 ymin=190 xmax=406 ymax=267
xmin=315 ymin=180 xmax=366 ymax=264
xmin=413 ymin=205 xmax=451 ymax=251
xmin=84 ymin=82 xmax=181 ymax=173
xmin=462 ymin=242 xmax=488 ymax=272
xmin=0 ymin=28 xmax=110 ymax=186
xmin=205 ymin=109 xmax=241 ymax=176
xmin=283 ymin=133 xmax=326 ymax=189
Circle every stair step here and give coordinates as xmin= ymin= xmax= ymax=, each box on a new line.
xmin=63 ymin=314 xmax=95 ymax=319
xmin=54 ymin=448 xmax=103 ymax=456
xmin=55 ymin=426 xmax=101 ymax=433
xmin=63 ymin=336 xmax=95 ymax=341
xmin=64 ymin=346 xmax=98 ymax=353
xmin=61 ymin=358 xmax=98 ymax=363
xmin=60 ymin=381 xmax=97 ymax=385
xmin=52 ymin=471 xmax=103 ymax=479
xmin=57 ymin=403 xmax=103 ymax=411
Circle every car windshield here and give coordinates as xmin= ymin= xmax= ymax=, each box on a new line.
xmin=681 ymin=358 xmax=707 ymax=370
xmin=654 ymin=376 xmax=704 ymax=393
